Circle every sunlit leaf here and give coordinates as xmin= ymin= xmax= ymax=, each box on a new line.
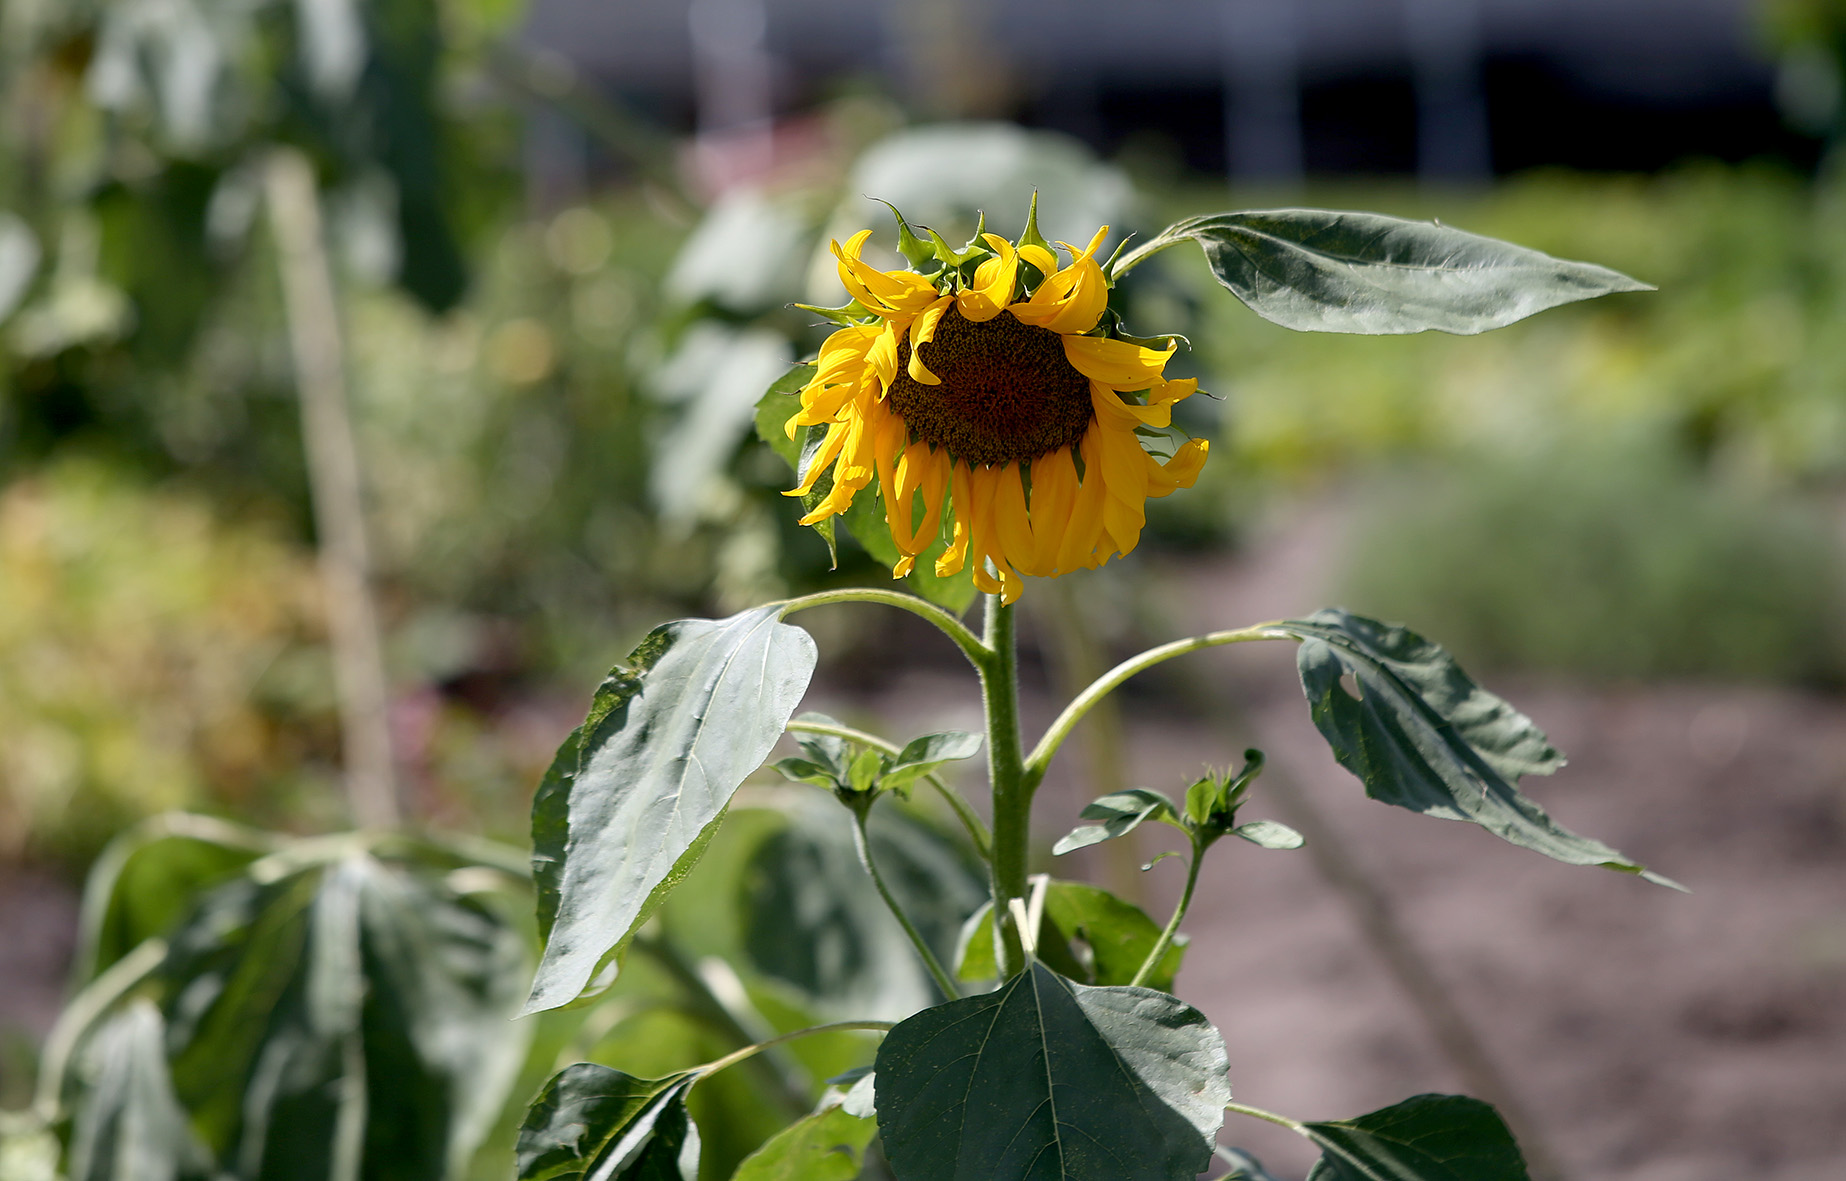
xmin=1135 ymin=209 xmax=1650 ymax=335
xmin=954 ymin=880 xmax=1185 ymax=991
xmin=1052 ymin=788 xmax=1179 ymax=855
xmin=527 ymin=606 xmax=818 ymax=1012
xmin=1230 ymin=820 xmax=1303 ymax=850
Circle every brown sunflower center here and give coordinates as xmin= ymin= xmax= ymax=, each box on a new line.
xmin=887 ymin=306 xmax=1092 ymax=467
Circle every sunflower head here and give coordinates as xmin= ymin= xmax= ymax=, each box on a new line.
xmin=780 ymin=198 xmax=1208 ymax=604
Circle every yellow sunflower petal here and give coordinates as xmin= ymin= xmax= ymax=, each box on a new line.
xmin=1017 ymin=244 xmax=1059 ymax=275
xmin=787 ymin=418 xmax=848 ymax=498
xmin=957 ymin=235 xmax=1019 ymax=323
xmin=992 ymin=462 xmax=1037 ymax=576
xmin=1063 ymin=334 xmax=1176 ymax=390
xmin=1056 ymin=434 xmax=1111 ymax=573
xmin=832 ymin=231 xmax=941 ymax=318
xmin=907 ymin=295 xmax=951 ymax=385
xmin=936 ymin=461 xmax=976 ymax=577
xmin=1146 ymin=437 xmax=1210 ymax=497
xmin=1011 ymin=226 xmax=1110 ymax=335
xmin=1025 ymin=447 xmax=1078 ymax=576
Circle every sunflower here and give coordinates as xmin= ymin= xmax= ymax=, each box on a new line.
xmin=784 ymin=206 xmax=1209 ymax=604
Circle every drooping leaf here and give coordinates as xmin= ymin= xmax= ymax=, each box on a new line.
xmin=1131 ymin=209 xmax=1650 ymax=335
xmin=514 ymin=1065 xmax=699 ymax=1181
xmin=62 ymin=1001 xmax=211 ymax=1181
xmin=953 ymin=881 xmax=1185 ymax=991
xmin=876 ymin=962 xmax=1230 ymax=1181
xmin=150 ymin=851 xmax=531 ymax=1179
xmin=1277 ymin=610 xmax=1678 ymax=886
xmin=1052 ymin=788 xmax=1179 ymax=855
xmin=526 ymin=606 xmax=818 ymax=1013
xmin=1303 ymin=1094 xmax=1527 ymax=1181
xmin=1230 ymin=820 xmax=1304 ymax=850
xmin=729 ymin=1101 xmax=876 ymax=1181
xmin=74 ymin=813 xmax=271 ymax=983
xmin=742 ymin=798 xmax=985 ymax=1020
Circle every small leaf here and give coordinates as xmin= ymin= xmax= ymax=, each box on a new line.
xmin=526 ymin=607 xmax=818 ymax=1013
xmin=1217 ymin=1146 xmax=1288 ymax=1181
xmin=1052 ymin=788 xmax=1179 ymax=855
xmin=875 ymin=963 xmax=1230 ymax=1181
xmin=1279 ymin=610 xmax=1678 ymax=886
xmin=1139 ymin=209 xmax=1651 ymax=336
xmin=772 ymin=758 xmax=840 ymax=791
xmin=730 ymin=1102 xmax=876 ymax=1181
xmin=1304 ymin=1094 xmax=1527 ymax=1181
xmin=847 ymin=747 xmax=886 ymax=794
xmin=1231 ymin=820 xmax=1304 ymax=850
xmin=63 ymin=1001 xmax=211 ymax=1181
xmin=880 ymin=730 xmax=983 ymax=792
xmin=515 ymin=1065 xmax=699 ymax=1181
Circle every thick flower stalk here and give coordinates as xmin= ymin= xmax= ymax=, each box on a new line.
xmin=784 ymin=208 xmax=1209 ymax=603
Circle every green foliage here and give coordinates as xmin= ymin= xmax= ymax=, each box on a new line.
xmin=514 ymin=1066 xmax=698 ymax=1181
xmin=874 ymin=962 xmax=1231 ymax=1181
xmin=954 ymin=880 xmax=1186 ymax=992
xmin=728 ymin=1100 xmax=875 ymax=1181
xmin=1121 ymin=210 xmax=1649 ymax=335
xmin=526 ymin=608 xmax=819 ymax=1013
xmin=46 ymin=820 xmax=533 ymax=1181
xmin=1304 ymin=1094 xmax=1527 ymax=1181
xmin=1280 ymin=610 xmax=1677 ymax=886
xmin=1339 ymin=453 xmax=1846 ymax=684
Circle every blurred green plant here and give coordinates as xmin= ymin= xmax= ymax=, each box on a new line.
xmin=0 ymin=459 xmax=329 ymax=866
xmin=1338 ymin=447 xmax=1846 ymax=684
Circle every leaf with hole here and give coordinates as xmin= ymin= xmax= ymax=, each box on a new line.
xmin=1277 ymin=610 xmax=1678 ymax=886
xmin=1303 ymin=1093 xmax=1527 ymax=1181
xmin=876 ymin=962 xmax=1229 ymax=1181
xmin=515 ymin=1065 xmax=699 ymax=1181
xmin=527 ymin=606 xmax=818 ymax=1012
xmin=1131 ymin=209 xmax=1650 ymax=335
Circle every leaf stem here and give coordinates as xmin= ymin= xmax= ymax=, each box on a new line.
xmin=691 ymin=1020 xmax=895 ymax=1082
xmin=1108 ymin=229 xmax=1189 ymax=281
xmin=779 ymin=588 xmax=989 ymax=671
xmin=1223 ymin=1101 xmax=1309 ymax=1136
xmin=786 ymin=719 xmax=991 ymax=859
xmin=34 ymin=938 xmax=167 ymax=1116
xmin=848 ymin=804 xmax=962 ymax=1000
xmin=1024 ymin=624 xmax=1288 ymax=781
xmin=1130 ymin=841 xmax=1203 ymax=988
xmin=980 ymin=597 xmax=1031 ymax=977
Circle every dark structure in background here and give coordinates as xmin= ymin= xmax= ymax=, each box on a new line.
xmin=521 ymin=0 xmax=1820 ymax=185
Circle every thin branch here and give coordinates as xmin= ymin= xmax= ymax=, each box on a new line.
xmin=785 ymin=718 xmax=991 ymax=859
xmin=850 ymin=807 xmax=961 ymax=1000
xmin=779 ymin=587 xmax=989 ymax=671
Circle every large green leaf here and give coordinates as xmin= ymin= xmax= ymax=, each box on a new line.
xmin=729 ymin=1101 xmax=876 ymax=1181
xmin=1304 ymin=1094 xmax=1527 ymax=1181
xmin=875 ymin=962 xmax=1230 ymax=1181
xmin=1278 ymin=610 xmax=1677 ymax=886
xmin=527 ymin=606 xmax=817 ymax=1012
xmin=62 ymin=1001 xmax=211 ymax=1181
xmin=515 ymin=1065 xmax=699 ymax=1181
xmin=954 ymin=880 xmax=1186 ymax=991
xmin=1132 ymin=210 xmax=1650 ymax=335
xmin=152 ymin=851 xmax=530 ymax=1179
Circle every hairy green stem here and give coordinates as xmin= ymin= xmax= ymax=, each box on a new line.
xmin=779 ymin=587 xmax=989 ymax=670
xmin=1223 ymin=1101 xmax=1309 ymax=1135
xmin=849 ymin=804 xmax=962 ymax=999
xmin=1024 ymin=624 xmax=1287 ymax=780
xmin=1130 ymin=842 xmax=1204 ymax=988
xmin=692 ymin=1020 xmax=895 ymax=1082
xmin=786 ymin=719 xmax=991 ymax=859
xmin=981 ymin=597 xmax=1031 ymax=977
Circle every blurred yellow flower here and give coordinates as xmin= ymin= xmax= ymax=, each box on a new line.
xmin=786 ymin=215 xmax=1208 ymax=603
